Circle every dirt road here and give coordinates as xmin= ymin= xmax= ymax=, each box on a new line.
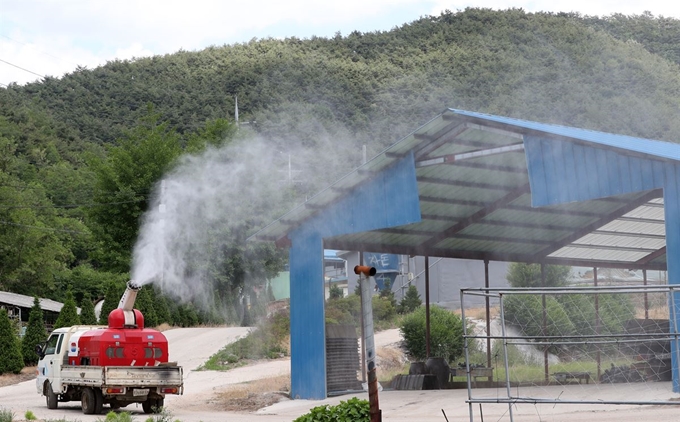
xmin=3 ymin=327 xmax=680 ymax=422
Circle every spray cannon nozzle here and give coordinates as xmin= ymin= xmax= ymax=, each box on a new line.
xmin=354 ymin=265 xmax=376 ymax=277
xmin=127 ymin=280 xmax=141 ymax=291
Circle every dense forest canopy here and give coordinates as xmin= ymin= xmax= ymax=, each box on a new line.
xmin=1 ymin=8 xmax=680 ymax=324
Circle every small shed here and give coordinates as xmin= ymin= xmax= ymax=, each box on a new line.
xmin=251 ymin=109 xmax=680 ymax=399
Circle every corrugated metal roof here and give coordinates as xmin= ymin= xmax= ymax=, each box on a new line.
xmin=0 ymin=291 xmax=78 ymax=313
xmin=251 ymin=109 xmax=675 ymax=270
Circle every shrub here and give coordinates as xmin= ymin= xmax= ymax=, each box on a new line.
xmin=24 ymin=410 xmax=36 ymax=421
xmin=293 ymin=397 xmax=369 ymax=422
xmin=372 ymin=296 xmax=396 ymax=321
xmin=0 ymin=408 xmax=14 ymax=422
xmin=399 ymin=305 xmax=464 ymax=362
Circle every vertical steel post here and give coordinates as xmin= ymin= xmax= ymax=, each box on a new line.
xmin=425 ymin=256 xmax=431 ymax=359
xmin=643 ymin=269 xmax=649 ymax=320
xmin=498 ymin=293 xmax=514 ymax=421
xmin=485 ymin=260 xmax=491 ymax=371
xmin=355 ymin=265 xmax=381 ymax=422
xmin=359 ymin=253 xmax=366 ymax=383
xmin=594 ymin=267 xmax=601 ymax=382
xmin=541 ymin=264 xmax=548 ymax=383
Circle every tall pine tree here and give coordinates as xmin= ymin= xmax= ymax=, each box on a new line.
xmin=99 ymin=282 xmax=123 ymax=325
xmin=54 ymin=289 xmax=81 ymax=329
xmin=22 ymin=297 xmax=47 ymax=365
xmin=0 ymin=308 xmax=23 ymax=374
xmin=79 ymin=292 xmax=98 ymax=325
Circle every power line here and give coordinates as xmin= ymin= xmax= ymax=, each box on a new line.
xmin=0 ymin=34 xmax=76 ymax=67
xmin=0 ymin=57 xmax=44 ymax=78
xmin=0 ymin=220 xmax=88 ymax=235
xmin=0 ymin=198 xmax=147 ymax=210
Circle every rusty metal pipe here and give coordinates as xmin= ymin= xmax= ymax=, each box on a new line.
xmin=354 ymin=265 xmax=377 ymax=276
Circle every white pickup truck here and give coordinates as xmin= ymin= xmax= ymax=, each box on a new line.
xmin=36 ymin=325 xmax=184 ymax=415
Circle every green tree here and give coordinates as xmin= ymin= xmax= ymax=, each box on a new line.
xmin=397 ymin=284 xmax=422 ymax=314
xmin=78 ymin=292 xmax=98 ymax=325
xmin=399 ymin=305 xmax=464 ymax=362
xmin=87 ymin=105 xmax=182 ymax=272
xmin=0 ymin=308 xmax=24 ymax=374
xmin=135 ymin=287 xmax=159 ymax=328
xmin=99 ymin=281 xmax=124 ymax=325
xmin=506 ymin=263 xmax=571 ymax=288
xmin=154 ymin=293 xmax=172 ymax=326
xmin=328 ymin=284 xmax=344 ymax=300
xmin=22 ymin=297 xmax=47 ymax=365
xmin=54 ymin=289 xmax=80 ymax=329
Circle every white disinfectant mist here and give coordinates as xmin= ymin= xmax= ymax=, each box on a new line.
xmin=130 ymin=138 xmax=290 ymax=307
xmin=130 ymin=133 xmax=359 ymax=310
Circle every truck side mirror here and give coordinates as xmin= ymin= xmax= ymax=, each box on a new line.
xmin=35 ymin=343 xmax=45 ymax=359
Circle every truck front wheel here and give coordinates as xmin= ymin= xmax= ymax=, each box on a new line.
xmin=46 ymin=383 xmax=58 ymax=409
xmin=81 ymin=387 xmax=103 ymax=414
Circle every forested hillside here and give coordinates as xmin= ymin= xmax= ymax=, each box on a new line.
xmin=1 ymin=8 xmax=680 ymax=325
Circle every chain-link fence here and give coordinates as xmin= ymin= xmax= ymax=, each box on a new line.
xmin=460 ymin=285 xmax=680 ymax=421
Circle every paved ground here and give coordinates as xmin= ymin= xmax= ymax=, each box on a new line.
xmin=3 ymin=327 xmax=680 ymax=421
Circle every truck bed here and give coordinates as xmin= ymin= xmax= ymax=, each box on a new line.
xmin=60 ymin=364 xmax=183 ymax=388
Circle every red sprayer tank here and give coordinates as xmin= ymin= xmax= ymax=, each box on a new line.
xmin=71 ymin=281 xmax=169 ymax=367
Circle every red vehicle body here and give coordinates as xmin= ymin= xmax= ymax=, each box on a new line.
xmin=68 ymin=308 xmax=169 ymax=367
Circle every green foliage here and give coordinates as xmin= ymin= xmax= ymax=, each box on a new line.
xmin=0 ymin=308 xmax=23 ymax=374
xmin=23 ymin=410 xmax=36 ymax=421
xmin=86 ymin=105 xmax=182 ymax=272
xmin=328 ymin=283 xmax=344 ymax=300
xmin=99 ymin=281 xmax=125 ymax=325
xmin=202 ymin=309 xmax=290 ymax=370
xmin=397 ymin=284 xmax=422 ymax=314
xmin=3 ymin=8 xmax=680 ymax=337
xmin=399 ymin=305 xmax=464 ymax=362
xmin=143 ymin=406 xmax=176 ymax=422
xmin=378 ymin=280 xmax=397 ymax=309
xmin=505 ymin=292 xmax=636 ymax=348
xmin=325 ymin=294 xmax=361 ymax=326
xmin=78 ymin=292 xmax=98 ymax=325
xmin=135 ymin=287 xmax=159 ymax=328
xmin=293 ymin=397 xmax=369 ymax=422
xmin=102 ymin=411 xmax=134 ymax=422
xmin=0 ymin=407 xmax=14 ymax=422
xmin=21 ymin=297 xmax=46 ymax=365
xmin=371 ymin=296 xmax=396 ymax=321
xmin=506 ymin=263 xmax=571 ymax=288
xmin=53 ymin=289 xmax=80 ymax=329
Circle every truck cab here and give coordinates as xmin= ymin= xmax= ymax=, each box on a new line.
xmin=36 ymin=325 xmax=105 ymax=409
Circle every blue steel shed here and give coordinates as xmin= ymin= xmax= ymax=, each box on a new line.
xmin=251 ymin=109 xmax=680 ymax=399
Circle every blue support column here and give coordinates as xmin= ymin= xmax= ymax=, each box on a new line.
xmin=288 ymin=153 xmax=421 ymax=399
xmin=663 ymin=168 xmax=680 ymax=392
xmin=289 ymin=232 xmax=326 ymax=399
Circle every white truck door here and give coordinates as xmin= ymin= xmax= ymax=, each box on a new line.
xmin=37 ymin=332 xmax=64 ymax=394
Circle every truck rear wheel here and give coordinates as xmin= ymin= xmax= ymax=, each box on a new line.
xmin=81 ymin=387 xmax=103 ymax=414
xmin=46 ymin=383 xmax=58 ymax=409
xmin=142 ymin=397 xmax=163 ymax=414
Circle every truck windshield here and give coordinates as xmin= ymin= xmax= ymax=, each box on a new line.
xmin=45 ymin=334 xmax=60 ymax=355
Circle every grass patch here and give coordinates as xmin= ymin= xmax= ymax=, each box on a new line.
xmin=214 ymin=375 xmax=290 ymax=411
xmin=0 ymin=408 xmax=13 ymax=422
xmin=200 ymin=310 xmax=290 ymax=370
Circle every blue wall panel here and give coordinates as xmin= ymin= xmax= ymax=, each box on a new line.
xmin=524 ymin=136 xmax=665 ymax=206
xmin=288 ymin=153 xmax=421 ymax=399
